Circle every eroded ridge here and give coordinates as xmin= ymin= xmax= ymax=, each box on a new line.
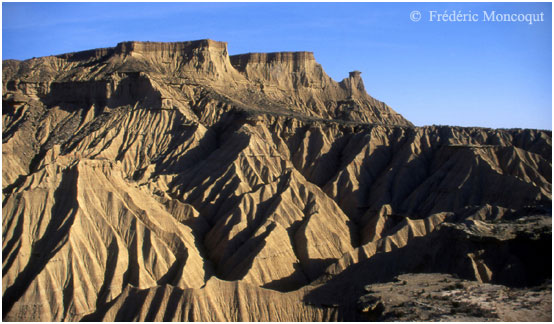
xmin=2 ymin=40 xmax=551 ymax=321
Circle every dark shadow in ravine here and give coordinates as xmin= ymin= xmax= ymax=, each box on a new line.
xmin=143 ymin=286 xmax=168 ymax=321
xmin=216 ymin=222 xmax=287 ymax=287
xmin=160 ymin=110 xmax=249 ymax=195
xmin=2 ymin=195 xmax=26 ymax=276
xmin=95 ymin=239 xmax=119 ymax=308
xmin=303 ymin=218 xmax=552 ymax=320
xmin=112 ymin=288 xmax=150 ymax=321
xmin=213 ymin=170 xmax=292 ymax=274
xmin=163 ymin=286 xmax=187 ymax=321
xmin=262 ymin=262 xmax=310 ymax=292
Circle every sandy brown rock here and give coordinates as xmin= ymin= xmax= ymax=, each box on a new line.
xmin=2 ymin=40 xmax=551 ymax=321
xmin=3 ymin=159 xmax=210 ymax=321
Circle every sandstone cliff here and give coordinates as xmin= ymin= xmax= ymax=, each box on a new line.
xmin=2 ymin=40 xmax=551 ymax=321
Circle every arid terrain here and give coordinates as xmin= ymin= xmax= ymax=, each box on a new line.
xmin=2 ymin=40 xmax=552 ymax=321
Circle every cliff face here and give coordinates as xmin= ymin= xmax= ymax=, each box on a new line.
xmin=229 ymin=51 xmax=320 ymax=88
xmin=2 ymin=40 xmax=552 ymax=321
xmin=3 ymin=40 xmax=412 ymax=126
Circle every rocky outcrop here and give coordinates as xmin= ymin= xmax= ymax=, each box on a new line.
xmin=2 ymin=40 xmax=551 ymax=321
xmin=357 ymin=273 xmax=552 ymax=321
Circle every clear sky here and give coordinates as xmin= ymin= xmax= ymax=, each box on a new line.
xmin=2 ymin=2 xmax=552 ymax=129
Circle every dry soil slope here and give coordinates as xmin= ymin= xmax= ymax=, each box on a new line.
xmin=2 ymin=40 xmax=552 ymax=321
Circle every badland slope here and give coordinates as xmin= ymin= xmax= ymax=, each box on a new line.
xmin=2 ymin=40 xmax=551 ymax=321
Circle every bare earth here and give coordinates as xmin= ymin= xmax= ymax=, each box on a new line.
xmin=2 ymin=40 xmax=552 ymax=321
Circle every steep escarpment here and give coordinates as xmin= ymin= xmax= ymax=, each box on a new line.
xmin=229 ymin=51 xmax=407 ymax=125
xmin=3 ymin=40 xmax=412 ymax=127
xmin=230 ymin=51 xmax=322 ymax=90
xmin=2 ymin=40 xmax=551 ymax=321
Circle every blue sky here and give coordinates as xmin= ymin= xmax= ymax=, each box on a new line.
xmin=2 ymin=2 xmax=552 ymax=129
